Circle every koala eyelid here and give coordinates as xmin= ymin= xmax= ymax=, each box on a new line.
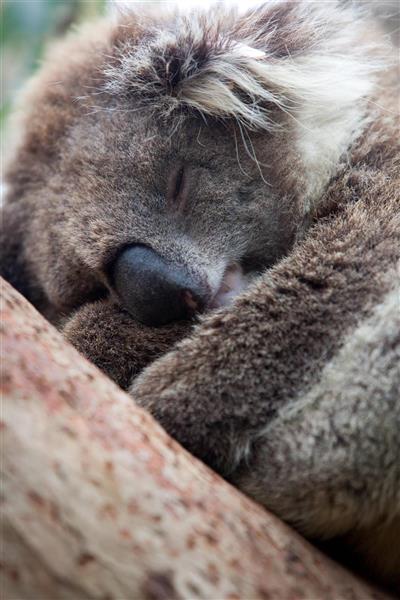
xmin=167 ymin=165 xmax=187 ymax=211
xmin=174 ymin=166 xmax=184 ymax=198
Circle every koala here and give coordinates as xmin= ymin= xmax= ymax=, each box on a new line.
xmin=1 ymin=1 xmax=399 ymax=589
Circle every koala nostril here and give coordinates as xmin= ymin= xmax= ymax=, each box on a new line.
xmin=182 ymin=289 xmax=201 ymax=312
xmin=111 ymin=244 xmax=206 ymax=327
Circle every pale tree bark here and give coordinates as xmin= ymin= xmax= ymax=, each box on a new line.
xmin=0 ymin=278 xmax=391 ymax=600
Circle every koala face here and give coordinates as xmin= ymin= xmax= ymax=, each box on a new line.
xmin=55 ymin=106 xmax=299 ymax=325
xmin=6 ymin=3 xmax=375 ymax=325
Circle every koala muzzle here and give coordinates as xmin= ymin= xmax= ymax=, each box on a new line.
xmin=111 ymin=245 xmax=205 ymax=326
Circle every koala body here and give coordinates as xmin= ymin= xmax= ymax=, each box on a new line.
xmin=1 ymin=1 xmax=399 ymax=588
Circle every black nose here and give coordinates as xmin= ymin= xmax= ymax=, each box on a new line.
xmin=111 ymin=245 xmax=206 ymax=326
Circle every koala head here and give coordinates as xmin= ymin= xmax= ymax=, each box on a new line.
xmin=3 ymin=1 xmax=381 ymax=325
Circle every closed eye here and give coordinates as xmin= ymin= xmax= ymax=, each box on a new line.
xmin=174 ymin=166 xmax=184 ymax=199
xmin=167 ymin=165 xmax=187 ymax=209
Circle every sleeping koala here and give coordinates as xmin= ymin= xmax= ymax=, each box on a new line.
xmin=1 ymin=1 xmax=399 ymax=588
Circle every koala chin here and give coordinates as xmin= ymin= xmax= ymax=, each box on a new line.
xmin=1 ymin=0 xmax=399 ymax=589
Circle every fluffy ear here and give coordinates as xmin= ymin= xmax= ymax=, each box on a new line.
xmin=104 ymin=1 xmax=384 ymax=207
xmin=105 ymin=2 xmax=382 ymax=125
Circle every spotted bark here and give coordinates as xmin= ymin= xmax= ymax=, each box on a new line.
xmin=0 ymin=278 xmax=390 ymax=599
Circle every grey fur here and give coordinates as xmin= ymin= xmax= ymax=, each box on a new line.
xmin=1 ymin=0 xmax=399 ymax=588
xmin=235 ymin=283 xmax=400 ymax=537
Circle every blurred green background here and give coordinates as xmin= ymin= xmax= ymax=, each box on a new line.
xmin=1 ymin=0 xmax=106 ymax=131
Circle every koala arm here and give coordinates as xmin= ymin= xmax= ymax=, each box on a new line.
xmin=131 ymin=191 xmax=400 ymax=581
xmin=234 ymin=286 xmax=400 ymax=581
xmin=63 ymin=300 xmax=190 ymax=390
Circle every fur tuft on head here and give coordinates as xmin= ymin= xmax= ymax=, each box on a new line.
xmin=103 ymin=1 xmax=385 ymax=132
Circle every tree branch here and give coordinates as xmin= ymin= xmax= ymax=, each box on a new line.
xmin=1 ymin=278 xmax=390 ymax=599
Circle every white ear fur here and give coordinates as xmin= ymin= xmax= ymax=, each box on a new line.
xmin=266 ymin=53 xmax=380 ymax=206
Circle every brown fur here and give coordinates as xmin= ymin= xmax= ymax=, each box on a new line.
xmin=63 ymin=301 xmax=189 ymax=389
xmin=1 ymin=1 xmax=399 ymax=589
